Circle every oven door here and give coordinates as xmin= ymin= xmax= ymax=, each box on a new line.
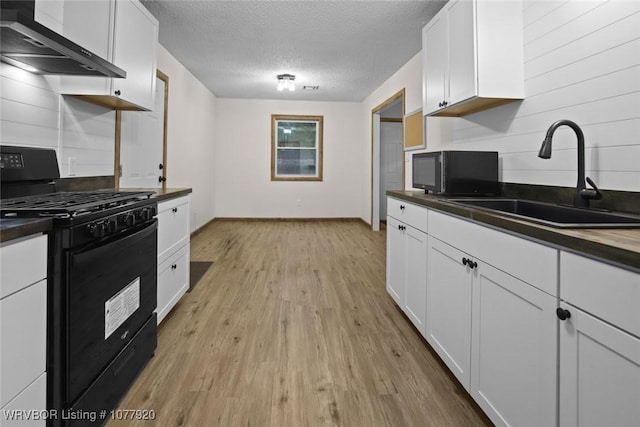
xmin=66 ymin=220 xmax=157 ymax=402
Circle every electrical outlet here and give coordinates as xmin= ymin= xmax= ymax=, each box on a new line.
xmin=68 ymin=157 xmax=77 ymax=176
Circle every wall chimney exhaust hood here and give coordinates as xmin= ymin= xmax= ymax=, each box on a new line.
xmin=0 ymin=4 xmax=126 ymax=78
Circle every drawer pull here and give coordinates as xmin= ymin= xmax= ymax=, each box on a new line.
xmin=172 ymin=207 xmax=178 ymax=213
xmin=462 ymin=258 xmax=477 ymax=269
xmin=556 ymin=308 xmax=571 ymax=321
xmin=171 ymin=264 xmax=177 ymax=270
xmin=400 ymin=205 xmax=406 ymax=211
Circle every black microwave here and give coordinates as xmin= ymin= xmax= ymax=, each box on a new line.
xmin=412 ymin=151 xmax=499 ymax=195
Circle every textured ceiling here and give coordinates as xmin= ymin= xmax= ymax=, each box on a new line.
xmin=140 ymin=0 xmax=448 ymax=102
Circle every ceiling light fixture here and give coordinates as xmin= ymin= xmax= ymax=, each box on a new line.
xmin=277 ymin=74 xmax=295 ymax=92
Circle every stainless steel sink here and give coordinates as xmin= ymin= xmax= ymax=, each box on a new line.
xmin=446 ymin=198 xmax=640 ymax=228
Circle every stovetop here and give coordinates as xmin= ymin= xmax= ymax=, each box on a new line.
xmin=0 ymin=190 xmax=154 ymax=221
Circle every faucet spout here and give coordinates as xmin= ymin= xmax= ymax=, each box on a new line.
xmin=538 ymin=120 xmax=598 ymax=208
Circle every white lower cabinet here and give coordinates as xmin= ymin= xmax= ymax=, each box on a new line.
xmin=157 ymin=244 xmax=189 ymax=323
xmin=403 ymin=226 xmax=427 ymax=334
xmin=426 ymin=236 xmax=472 ymax=386
xmin=386 ymin=199 xmax=428 ymax=337
xmin=425 ymin=209 xmax=558 ymax=427
xmin=558 ymin=252 xmax=640 ymax=427
xmin=470 ymin=260 xmax=557 ymax=427
xmin=387 ymin=197 xmax=640 ymax=426
xmin=558 ymin=302 xmax=640 ymax=427
xmin=0 ymin=234 xmax=47 ymax=426
xmin=386 ymin=216 xmax=406 ymax=307
xmin=0 ymin=373 xmax=47 ymax=427
xmin=156 ymin=195 xmax=191 ymax=324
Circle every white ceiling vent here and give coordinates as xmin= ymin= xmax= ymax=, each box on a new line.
xmin=303 ymin=85 xmax=320 ymax=90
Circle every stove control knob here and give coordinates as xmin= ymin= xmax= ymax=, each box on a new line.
xmin=106 ymin=219 xmax=118 ymax=234
xmin=122 ymin=212 xmax=135 ymax=227
xmin=88 ymin=221 xmax=106 ymax=238
xmin=142 ymin=207 xmax=154 ymax=221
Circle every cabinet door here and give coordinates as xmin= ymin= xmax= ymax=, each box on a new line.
xmin=61 ymin=0 xmax=114 ymax=96
xmin=386 ymin=216 xmax=406 ymax=308
xmin=471 ymin=263 xmax=557 ymax=427
xmin=61 ymin=0 xmax=158 ymax=110
xmin=426 ymin=236 xmax=472 ymax=389
xmin=0 ymin=373 xmax=46 ymax=427
xmin=157 ymin=244 xmax=189 ymax=324
xmin=559 ymin=303 xmax=640 ymax=427
xmin=0 ymin=280 xmax=47 ymax=408
xmin=119 ymin=76 xmax=166 ymax=188
xmin=404 ymin=226 xmax=427 ymax=336
xmin=111 ymin=0 xmax=158 ymax=110
xmin=447 ymin=0 xmax=476 ymax=106
xmin=423 ymin=14 xmax=447 ymax=114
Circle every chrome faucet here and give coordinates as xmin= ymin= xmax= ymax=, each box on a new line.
xmin=538 ymin=120 xmax=602 ymax=208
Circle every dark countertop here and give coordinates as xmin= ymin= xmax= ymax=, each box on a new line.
xmin=117 ymin=187 xmax=193 ymax=202
xmin=388 ymin=190 xmax=640 ymax=272
xmin=1 ymin=188 xmax=193 ymax=243
xmin=0 ymin=218 xmax=52 ymax=243
xmin=151 ymin=187 xmax=192 ymax=202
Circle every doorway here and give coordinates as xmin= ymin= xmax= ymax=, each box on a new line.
xmin=371 ymin=89 xmax=405 ymax=231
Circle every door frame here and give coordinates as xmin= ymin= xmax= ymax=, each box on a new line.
xmin=114 ymin=69 xmax=169 ymax=189
xmin=370 ymin=88 xmax=405 ymax=231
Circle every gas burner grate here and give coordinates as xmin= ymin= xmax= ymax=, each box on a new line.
xmin=0 ymin=190 xmax=154 ymax=218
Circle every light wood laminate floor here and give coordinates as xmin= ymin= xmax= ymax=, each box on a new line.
xmin=108 ymin=219 xmax=491 ymax=427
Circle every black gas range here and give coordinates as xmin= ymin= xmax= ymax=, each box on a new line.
xmin=1 ymin=146 xmax=157 ymax=427
xmin=1 ymin=190 xmax=158 ymax=245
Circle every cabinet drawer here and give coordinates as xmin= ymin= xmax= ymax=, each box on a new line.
xmin=561 ymin=251 xmax=640 ymax=337
xmin=0 ymin=234 xmax=47 ymax=300
xmin=157 ymin=196 xmax=190 ymax=264
xmin=0 ymin=280 xmax=47 ymax=408
xmin=429 ymin=210 xmax=557 ymax=296
xmin=157 ymin=243 xmax=190 ymax=325
xmin=387 ymin=197 xmax=428 ymax=232
xmin=0 ymin=373 xmax=46 ymax=426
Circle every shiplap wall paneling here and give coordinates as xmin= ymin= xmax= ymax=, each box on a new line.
xmin=442 ymin=0 xmax=640 ymax=191
xmin=0 ymin=63 xmax=60 ymax=151
xmin=60 ymin=98 xmax=116 ymax=177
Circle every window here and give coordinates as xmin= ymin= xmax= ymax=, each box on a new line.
xmin=271 ymin=114 xmax=323 ymax=181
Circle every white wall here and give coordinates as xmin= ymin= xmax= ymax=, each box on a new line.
xmin=420 ymin=0 xmax=640 ymax=192
xmin=359 ymin=52 xmax=451 ymax=223
xmin=156 ymin=45 xmax=217 ymax=231
xmin=214 ymin=98 xmax=363 ymax=218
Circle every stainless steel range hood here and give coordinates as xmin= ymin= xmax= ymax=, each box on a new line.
xmin=0 ymin=4 xmax=126 ymax=77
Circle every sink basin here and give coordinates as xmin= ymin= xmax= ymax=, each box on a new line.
xmin=446 ymin=198 xmax=640 ymax=228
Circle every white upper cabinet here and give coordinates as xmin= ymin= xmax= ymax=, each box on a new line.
xmin=61 ymin=0 xmax=159 ymax=111
xmin=422 ymin=0 xmax=525 ymax=117
xmin=33 ymin=0 xmax=64 ymax=32
xmin=423 ymin=13 xmax=447 ymax=115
